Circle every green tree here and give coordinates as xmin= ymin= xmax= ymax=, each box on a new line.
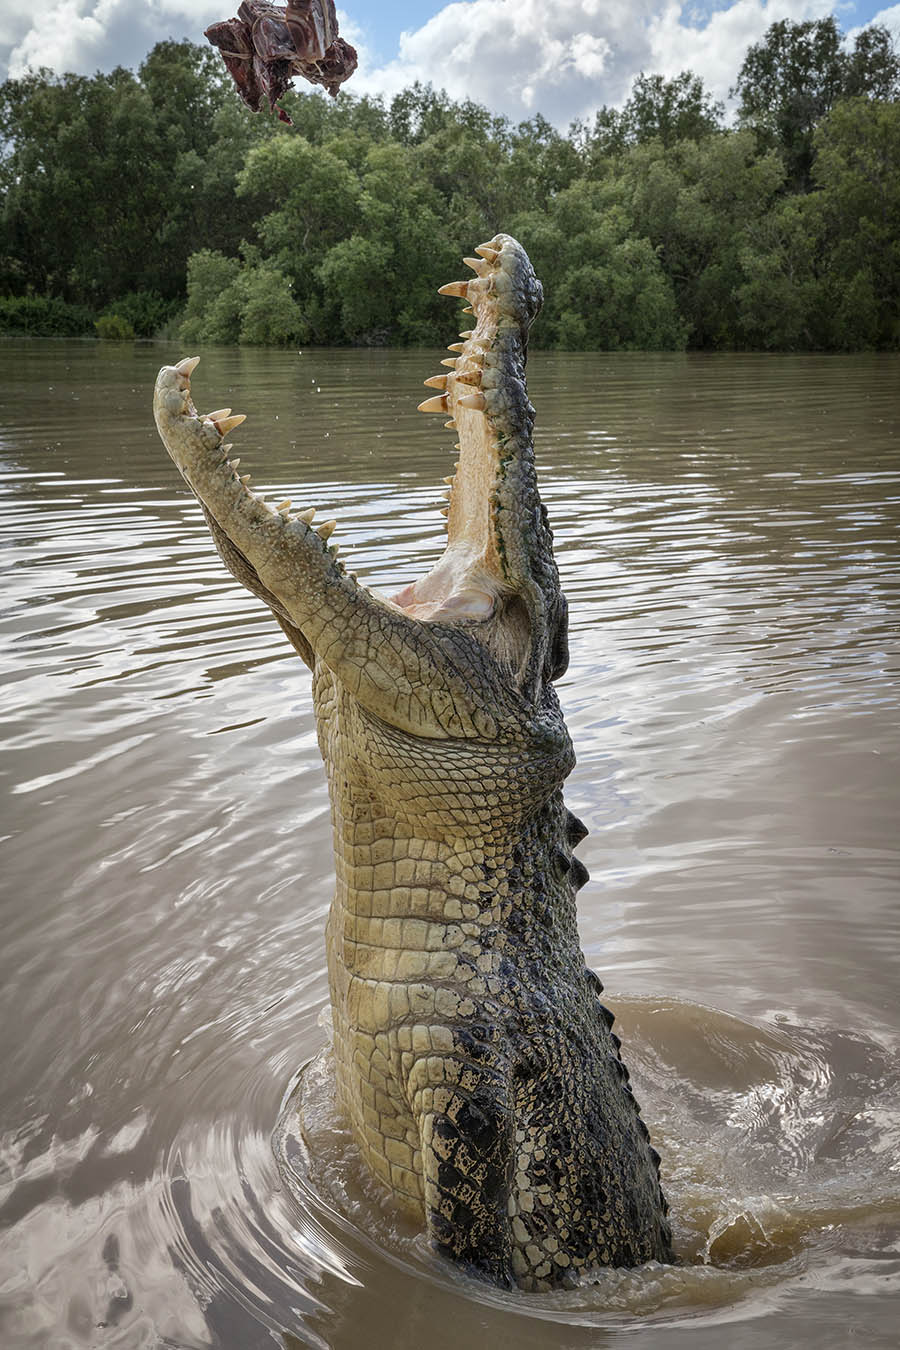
xmin=158 ymin=84 xmax=277 ymax=269
xmin=513 ymin=184 xmax=686 ymax=350
xmin=388 ymin=82 xmax=508 ymax=146
xmin=180 ymin=248 xmax=242 ymax=344
xmin=0 ymin=44 xmax=241 ymax=307
xmin=317 ymin=235 xmax=393 ymax=339
xmin=809 ymin=98 xmax=900 ymax=347
xmin=276 ymin=87 xmax=390 ymax=146
xmin=733 ymin=19 xmax=900 ymax=190
xmin=238 ymin=264 xmax=305 ymax=344
xmin=103 ymin=289 xmax=179 ymax=336
xmin=316 ymin=140 xmax=460 ymax=344
xmin=3 ymin=33 xmax=900 ymax=353
xmin=414 ymin=123 xmax=509 ymax=233
xmin=503 ymin=115 xmax=582 ymax=213
xmin=237 ymin=135 xmax=360 ymax=259
xmin=622 ymin=131 xmax=787 ymax=346
xmin=580 ymin=105 xmax=627 ymax=167
xmin=138 ymin=40 xmax=227 ymax=150
xmin=0 ymin=68 xmax=169 ymax=301
xmin=732 ymin=197 xmax=817 ymax=349
xmin=843 ymin=25 xmax=900 ymax=100
xmin=620 ymin=72 xmax=724 ymax=147
xmin=583 ymin=71 xmax=723 ymax=172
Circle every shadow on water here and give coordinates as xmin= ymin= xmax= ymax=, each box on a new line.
xmin=1 ymin=341 xmax=899 ymax=1348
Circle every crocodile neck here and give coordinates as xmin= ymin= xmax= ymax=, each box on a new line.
xmin=320 ymin=666 xmax=581 ymax=1210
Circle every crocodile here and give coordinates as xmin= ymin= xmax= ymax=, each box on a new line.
xmin=153 ymin=233 xmax=673 ymax=1290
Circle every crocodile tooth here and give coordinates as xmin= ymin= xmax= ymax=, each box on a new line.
xmin=447 ymin=343 xmax=465 ymax=353
xmin=174 ymin=355 xmax=200 ymax=376
xmin=206 ymin=408 xmax=231 ymax=421
xmin=327 ymin=543 xmax=339 ymax=557
xmin=439 ymin=506 xmax=450 ymax=516
xmin=230 ymin=457 xmax=241 ymax=468
xmin=463 ymin=257 xmax=488 ymax=275
xmin=459 ymin=330 xmax=474 ymax=338
xmin=437 ymin=281 xmax=469 ymax=298
xmin=296 ymin=507 xmax=316 ymax=524
xmin=475 ymin=244 xmax=499 ymax=261
xmin=456 ymin=369 xmax=482 ymax=387
xmin=317 ymin=519 xmax=337 ymax=541
xmin=443 ymin=475 xmax=454 ymax=484
xmin=444 ymin=419 xmax=458 ymax=429
xmin=214 ymin=413 xmax=246 ymax=435
xmin=461 ymin=305 xmax=475 ymax=315
xmin=418 ymin=394 xmax=448 ymax=413
xmin=240 ymin=474 xmax=251 ymax=484
xmin=276 ymin=499 xmax=292 ymax=511
xmin=423 ymin=374 xmax=448 ymax=390
xmin=458 ymin=392 xmax=486 ymax=411
xmin=441 ymin=358 xmax=458 ymax=369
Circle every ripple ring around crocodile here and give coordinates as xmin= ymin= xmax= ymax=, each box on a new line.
xmin=153 ymin=233 xmax=673 ymax=1291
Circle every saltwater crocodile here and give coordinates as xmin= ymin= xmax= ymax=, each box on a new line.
xmin=153 ymin=234 xmax=672 ymax=1290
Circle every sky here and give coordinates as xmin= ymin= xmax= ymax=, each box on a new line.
xmin=1 ymin=0 xmax=899 ymax=126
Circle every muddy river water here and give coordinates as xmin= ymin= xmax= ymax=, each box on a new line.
xmin=1 ymin=341 xmax=899 ymax=1348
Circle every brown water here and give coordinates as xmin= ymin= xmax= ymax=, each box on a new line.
xmin=1 ymin=340 xmax=899 ymax=1349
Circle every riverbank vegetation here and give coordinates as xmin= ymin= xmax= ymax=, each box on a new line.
xmin=2 ymin=18 xmax=899 ymax=350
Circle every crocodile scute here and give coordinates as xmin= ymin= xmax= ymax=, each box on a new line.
xmin=152 ymin=234 xmax=673 ymax=1290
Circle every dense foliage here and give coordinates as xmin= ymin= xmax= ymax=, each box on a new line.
xmin=2 ymin=20 xmax=899 ymax=350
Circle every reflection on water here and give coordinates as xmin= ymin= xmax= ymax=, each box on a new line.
xmin=1 ymin=341 xmax=899 ymax=1348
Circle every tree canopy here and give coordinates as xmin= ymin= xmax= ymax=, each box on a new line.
xmin=1 ymin=22 xmax=899 ymax=350
xmin=733 ymin=17 xmax=900 ymax=189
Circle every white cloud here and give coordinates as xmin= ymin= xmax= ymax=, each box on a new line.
xmin=855 ymin=3 xmax=900 ymax=42
xmin=2 ymin=0 xmax=224 ymax=80
xmin=351 ymin=0 xmax=840 ymax=125
xmin=350 ymin=0 xmax=656 ymax=123
xmin=0 ymin=0 xmax=373 ymax=83
xmin=645 ymin=0 xmax=836 ymax=106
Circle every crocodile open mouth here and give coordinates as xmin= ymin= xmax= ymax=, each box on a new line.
xmin=154 ymin=233 xmax=564 ymax=699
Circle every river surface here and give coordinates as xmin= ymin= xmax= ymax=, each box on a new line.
xmin=1 ymin=340 xmax=899 ymax=1349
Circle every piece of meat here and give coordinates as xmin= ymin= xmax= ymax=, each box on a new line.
xmin=205 ymin=0 xmax=358 ymax=124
